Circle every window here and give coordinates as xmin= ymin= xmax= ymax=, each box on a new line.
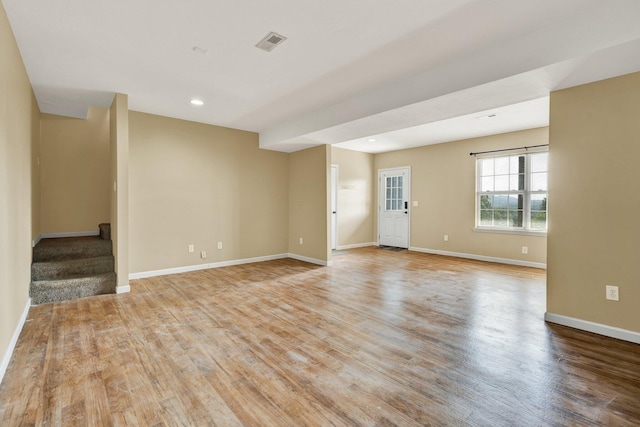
xmin=385 ymin=175 xmax=404 ymax=211
xmin=476 ymin=151 xmax=547 ymax=232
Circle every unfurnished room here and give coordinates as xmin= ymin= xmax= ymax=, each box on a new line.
xmin=1 ymin=1 xmax=639 ymax=425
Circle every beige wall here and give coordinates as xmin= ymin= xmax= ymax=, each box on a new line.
xmin=129 ymin=111 xmax=289 ymax=273
xmin=375 ymin=128 xmax=548 ymax=265
xmin=0 ymin=1 xmax=38 ymax=377
xmin=331 ymin=147 xmax=375 ymax=247
xmin=110 ymin=94 xmax=129 ymax=289
xmin=289 ymin=145 xmax=330 ymax=262
xmin=548 ymin=72 xmax=640 ymax=333
xmin=40 ymin=107 xmax=110 ymax=233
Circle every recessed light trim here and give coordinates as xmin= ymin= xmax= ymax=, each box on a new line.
xmin=190 ymin=99 xmax=204 ymax=106
xmin=192 ymin=46 xmax=208 ymax=55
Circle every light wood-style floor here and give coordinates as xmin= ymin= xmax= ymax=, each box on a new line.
xmin=1 ymin=247 xmax=639 ymax=426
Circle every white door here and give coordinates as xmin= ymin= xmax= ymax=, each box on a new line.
xmin=331 ymin=165 xmax=338 ymax=250
xmin=378 ymin=167 xmax=410 ymax=248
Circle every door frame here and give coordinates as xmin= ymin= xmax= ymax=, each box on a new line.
xmin=377 ymin=166 xmax=411 ymax=248
xmin=331 ymin=164 xmax=339 ymax=250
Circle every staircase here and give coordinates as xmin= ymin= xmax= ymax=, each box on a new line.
xmin=30 ymin=223 xmax=116 ymax=304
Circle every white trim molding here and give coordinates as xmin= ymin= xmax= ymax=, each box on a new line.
xmin=288 ymin=253 xmax=332 ymax=267
xmin=409 ymin=246 xmax=547 ymax=269
xmin=0 ymin=298 xmax=31 ymax=386
xmin=545 ymin=312 xmax=640 ymax=344
xmin=336 ymin=242 xmax=377 ymax=250
xmin=116 ymin=284 xmax=131 ymax=294
xmin=129 ymin=254 xmax=289 ymax=280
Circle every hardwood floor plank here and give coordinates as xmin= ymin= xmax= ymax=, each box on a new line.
xmin=1 ymin=247 xmax=639 ymax=425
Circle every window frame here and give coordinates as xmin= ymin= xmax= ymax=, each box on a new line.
xmin=474 ymin=150 xmax=548 ymax=235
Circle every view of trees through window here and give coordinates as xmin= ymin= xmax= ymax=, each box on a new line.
xmin=477 ymin=151 xmax=547 ymax=231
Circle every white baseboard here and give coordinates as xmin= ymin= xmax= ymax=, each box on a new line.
xmin=409 ymin=246 xmax=546 ymax=269
xmin=288 ymin=253 xmax=332 ymax=267
xmin=129 ymin=253 xmax=289 ymax=280
xmin=32 ymin=234 xmax=42 ymax=248
xmin=336 ymin=242 xmax=376 ymax=250
xmin=545 ymin=312 xmax=640 ymax=344
xmin=40 ymin=230 xmax=99 ymax=239
xmin=0 ymin=298 xmax=31 ymax=386
xmin=116 ymin=284 xmax=131 ymax=294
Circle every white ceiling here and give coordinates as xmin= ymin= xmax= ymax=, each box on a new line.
xmin=4 ymin=0 xmax=640 ymax=153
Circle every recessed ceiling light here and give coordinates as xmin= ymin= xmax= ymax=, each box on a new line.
xmin=476 ymin=113 xmax=497 ymax=120
xmin=192 ymin=46 xmax=208 ymax=55
xmin=368 ymin=138 xmax=376 ymax=142
xmin=190 ymin=99 xmax=204 ymax=106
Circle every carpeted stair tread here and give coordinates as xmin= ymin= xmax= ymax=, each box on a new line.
xmin=30 ymin=273 xmax=116 ymax=305
xmin=30 ymin=227 xmax=117 ymax=305
xmin=33 ymin=236 xmax=112 ymax=262
xmin=32 ymin=255 xmax=115 ymax=281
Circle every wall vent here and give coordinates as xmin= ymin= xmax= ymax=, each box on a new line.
xmin=255 ymin=32 xmax=287 ymax=52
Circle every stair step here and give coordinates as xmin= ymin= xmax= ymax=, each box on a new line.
xmin=30 ymin=273 xmax=117 ymax=305
xmin=32 ymin=256 xmax=115 ymax=281
xmin=34 ymin=236 xmax=112 ymax=262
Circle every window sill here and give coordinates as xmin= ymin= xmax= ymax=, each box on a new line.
xmin=473 ymin=227 xmax=547 ymax=237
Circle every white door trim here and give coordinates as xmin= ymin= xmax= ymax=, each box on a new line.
xmin=331 ymin=164 xmax=339 ymax=250
xmin=377 ymin=166 xmax=411 ymax=248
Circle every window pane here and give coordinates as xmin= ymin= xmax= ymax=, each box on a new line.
xmin=392 ymin=177 xmax=397 ymax=187
xmin=398 ymin=176 xmax=403 ymax=187
xmin=495 ymin=175 xmax=509 ymax=191
xmin=531 ymin=212 xmax=547 ymax=229
xmin=480 ymin=194 xmax=493 ymax=209
xmin=495 ymin=157 xmax=509 ymax=175
xmin=480 ymin=210 xmax=493 ymax=226
xmin=531 ymin=172 xmax=547 ymax=191
xmin=509 ymin=156 xmax=519 ymax=174
xmin=386 ymin=200 xmax=391 ymax=210
xmin=530 ymin=194 xmax=547 ymax=211
xmin=398 ymin=188 xmax=403 ymax=200
xmin=494 ymin=210 xmax=508 ymax=227
xmin=531 ymin=152 xmax=548 ymax=172
xmin=508 ymin=210 xmax=523 ymax=227
xmin=481 ymin=158 xmax=494 ymax=176
xmin=509 ymin=174 xmax=524 ymax=191
xmin=481 ymin=176 xmax=494 ymax=191
xmin=493 ymin=194 xmax=508 ymax=209
xmin=386 ymin=177 xmax=391 ymax=187
xmin=392 ymin=188 xmax=397 ymax=200
xmin=386 ymin=188 xmax=391 ymax=199
xmin=507 ymin=195 xmax=520 ymax=209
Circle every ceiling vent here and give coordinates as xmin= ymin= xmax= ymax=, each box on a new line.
xmin=255 ymin=32 xmax=287 ymax=52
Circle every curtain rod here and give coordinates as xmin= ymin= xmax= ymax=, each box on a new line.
xmin=469 ymin=144 xmax=549 ymax=156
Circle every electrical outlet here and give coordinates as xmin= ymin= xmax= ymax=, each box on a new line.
xmin=444 ymin=235 xmax=449 ymax=241
xmin=522 ymin=246 xmax=528 ymax=254
xmin=606 ymin=285 xmax=619 ymax=301
xmin=299 ymin=237 xmax=304 ymax=245
xmin=201 ymin=251 xmax=207 ymax=259
xmin=217 ymin=242 xmax=223 ymax=249
xmin=188 ymin=244 xmax=194 ymax=253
